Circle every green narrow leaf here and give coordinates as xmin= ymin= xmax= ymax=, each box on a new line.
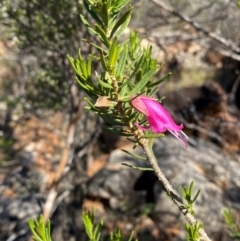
xmin=122 ymin=163 xmax=153 ymax=171
xmin=83 ymin=0 xmax=103 ymax=27
xmin=75 ymin=59 xmax=84 ymax=76
xmin=189 ymin=181 xmax=194 ymax=196
xmin=128 ymin=67 xmax=158 ymax=95
xmin=148 ymin=72 xmax=171 ymax=87
xmin=84 ymin=97 xmax=99 ymax=110
xmin=82 ymin=39 xmax=107 ymax=53
xmin=99 ymin=52 xmax=109 ymax=71
xmin=99 ymin=113 xmax=125 ymax=125
xmin=80 ymin=14 xmax=90 ymax=27
xmin=127 ymin=54 xmax=144 ymax=82
xmin=78 ymin=58 xmax=88 ymax=78
xmin=85 ymin=88 xmax=99 ymax=100
xmin=102 ymin=1 xmax=109 ymax=27
xmin=45 ymin=220 xmax=52 ymax=241
xmin=116 ymin=45 xmax=128 ymax=78
xmin=126 ymin=137 xmax=138 ymax=143
xmin=38 ymin=217 xmax=45 ymax=238
xmin=103 ymin=126 xmax=133 ymax=136
xmin=108 ymin=38 xmax=119 ymax=71
xmin=115 ymin=0 xmax=131 ymax=10
xmin=115 ymin=14 xmax=131 ymax=39
xmin=148 ymin=86 xmax=158 ymax=97
xmin=128 ymin=231 xmax=134 ymax=241
xmin=95 ymin=24 xmax=110 ymax=47
xmin=108 ymin=20 xmax=116 ymax=33
xmin=135 ymin=68 xmax=142 ymax=83
xmin=98 ymin=78 xmax=113 ymax=89
xmin=76 ymin=76 xmax=94 ymax=91
xmin=183 ymin=186 xmax=188 ymax=195
xmin=179 ymin=186 xmax=184 ymax=197
xmin=76 ymin=49 xmax=87 ymax=76
xmin=119 ymin=83 xmax=129 ymax=97
xmin=121 ymin=149 xmax=147 ymax=160
xmin=127 ymin=110 xmax=140 ymax=121
xmin=192 ymin=189 xmax=201 ymax=203
xmin=87 ymin=26 xmax=99 ymax=36
xmin=76 ymin=77 xmax=88 ymax=91
xmin=28 ymin=219 xmax=42 ymax=241
xmin=93 ymin=224 xmax=99 ymax=239
xmin=110 ymin=6 xmax=132 ymax=38
xmin=80 ymin=9 xmax=101 ymax=37
xmin=82 ymin=214 xmax=93 ymax=238
xmin=87 ymin=54 xmax=93 ymax=77
xmin=67 ymin=55 xmax=79 ymax=74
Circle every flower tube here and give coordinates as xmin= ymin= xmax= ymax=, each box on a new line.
xmin=131 ymin=95 xmax=188 ymax=148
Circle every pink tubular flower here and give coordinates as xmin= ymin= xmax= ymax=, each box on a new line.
xmin=131 ymin=95 xmax=188 ymax=148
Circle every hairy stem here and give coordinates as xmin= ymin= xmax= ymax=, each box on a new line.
xmin=139 ymin=138 xmax=212 ymax=241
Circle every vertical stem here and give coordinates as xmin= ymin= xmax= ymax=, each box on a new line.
xmin=139 ymin=138 xmax=212 ymax=241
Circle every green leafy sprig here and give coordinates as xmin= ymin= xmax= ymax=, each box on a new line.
xmin=180 ymin=181 xmax=201 ymax=215
xmin=67 ymin=0 xmax=169 ymax=139
xmin=67 ymin=1 xmax=211 ymax=241
xmin=29 ymin=215 xmax=52 ymax=241
xmin=82 ymin=210 xmax=103 ymax=241
xmin=223 ymin=208 xmax=240 ymax=239
xmin=185 ymin=221 xmax=203 ymax=241
xmin=82 ymin=210 xmax=137 ymax=241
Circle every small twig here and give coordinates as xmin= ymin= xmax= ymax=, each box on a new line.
xmin=43 ymin=187 xmax=58 ymax=222
xmin=139 ymin=138 xmax=212 ymax=241
xmin=42 ymin=86 xmax=83 ymax=222
xmin=229 ymin=73 xmax=240 ymax=104
xmin=150 ymin=0 xmax=240 ymax=61
xmin=217 ymin=49 xmax=240 ymax=62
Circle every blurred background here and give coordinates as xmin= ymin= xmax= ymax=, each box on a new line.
xmin=0 ymin=0 xmax=240 ymax=240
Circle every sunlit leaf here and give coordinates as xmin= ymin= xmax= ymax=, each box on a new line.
xmin=108 ymin=38 xmax=119 ymax=71
xmin=128 ymin=67 xmax=158 ymax=95
xmin=95 ymin=24 xmax=110 ymax=47
xmin=115 ymin=45 xmax=128 ymax=78
xmin=110 ymin=6 xmax=132 ymax=38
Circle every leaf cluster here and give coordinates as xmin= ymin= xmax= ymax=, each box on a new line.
xmin=185 ymin=221 xmax=203 ymax=241
xmin=68 ymin=0 xmax=170 ymax=136
xmin=29 ymin=211 xmax=137 ymax=241
xmin=180 ymin=181 xmax=201 ymax=215
xmin=82 ymin=210 xmax=103 ymax=241
xmin=82 ymin=210 xmax=137 ymax=241
xmin=29 ymin=215 xmax=52 ymax=241
xmin=223 ymin=208 xmax=240 ymax=239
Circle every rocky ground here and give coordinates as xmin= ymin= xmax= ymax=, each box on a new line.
xmin=1 ymin=5 xmax=240 ymax=240
xmin=0 ymin=79 xmax=240 ymax=241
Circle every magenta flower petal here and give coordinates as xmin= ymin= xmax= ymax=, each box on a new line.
xmin=131 ymin=95 xmax=188 ymax=148
xmin=131 ymin=96 xmax=150 ymax=116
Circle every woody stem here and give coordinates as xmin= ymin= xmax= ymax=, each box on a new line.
xmin=139 ymin=138 xmax=212 ymax=241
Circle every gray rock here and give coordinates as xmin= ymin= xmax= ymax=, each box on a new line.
xmin=87 ymin=148 xmax=148 ymax=211
xmin=88 ymin=135 xmax=240 ymax=240
xmin=152 ymin=136 xmax=240 ymax=240
xmin=0 ymin=195 xmax=42 ymax=241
